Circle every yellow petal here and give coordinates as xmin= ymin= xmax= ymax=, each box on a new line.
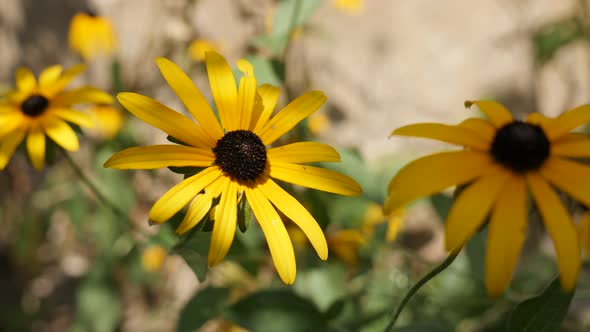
xmin=269 ymin=160 xmax=361 ymax=196
xmin=551 ymin=135 xmax=590 ymax=157
xmin=457 ymin=118 xmax=496 ymax=142
xmin=149 ymin=166 xmax=221 ymax=222
xmin=52 ymin=86 xmax=114 ymax=106
xmin=104 ymin=145 xmax=214 ymax=169
xmin=258 ymin=178 xmax=328 ymax=260
xmin=257 ymin=91 xmax=326 ymax=145
xmin=15 ymin=67 xmax=37 ymax=93
xmin=545 ymin=104 xmax=590 ymax=141
xmin=246 ymin=186 xmax=296 ymax=284
xmin=175 ymin=177 xmax=227 ymax=234
xmin=485 ymin=175 xmax=527 ymax=297
xmin=155 ymin=57 xmax=223 ymax=142
xmin=385 ymin=212 xmax=404 ymax=243
xmin=0 ymin=112 xmax=25 ymax=137
xmin=384 ymin=151 xmax=492 ymax=215
xmin=444 ymin=166 xmax=510 ymax=251
xmin=391 ymin=123 xmax=490 ymax=150
xmin=527 ymin=173 xmax=580 ymax=291
xmin=237 ymin=59 xmax=257 ymax=130
xmin=540 ymin=157 xmax=590 ymax=207
xmin=252 ymin=84 xmax=280 ymax=131
xmin=205 ymin=51 xmax=238 ymax=132
xmin=465 ymin=100 xmax=513 ymax=128
xmin=44 ymin=64 xmax=86 ymax=97
xmin=0 ymin=129 xmax=26 ymax=170
xmin=43 ymin=118 xmax=79 ymax=151
xmin=87 ymin=106 xmax=123 ymax=139
xmin=117 ymin=92 xmax=211 ymax=148
xmin=52 ymin=108 xmax=95 ymax=128
xmin=268 ymin=142 xmax=340 ymax=163
xmin=526 ymin=112 xmax=551 ymax=131
xmin=39 ymin=65 xmax=63 ymax=89
xmin=209 ymin=180 xmax=239 ymax=266
xmin=27 ymin=126 xmax=46 ymax=170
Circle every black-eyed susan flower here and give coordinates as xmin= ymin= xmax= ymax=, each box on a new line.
xmin=69 ymin=11 xmax=117 ymax=60
xmin=384 ymin=101 xmax=590 ymax=296
xmin=0 ymin=65 xmax=113 ymax=170
xmin=104 ymin=52 xmax=361 ymax=284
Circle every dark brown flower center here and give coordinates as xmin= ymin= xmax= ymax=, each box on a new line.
xmin=213 ymin=130 xmax=267 ymax=182
xmin=21 ymin=95 xmax=49 ymax=117
xmin=490 ymin=121 xmax=550 ymax=173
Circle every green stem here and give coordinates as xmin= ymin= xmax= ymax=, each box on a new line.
xmin=61 ymin=150 xmax=148 ymax=236
xmin=385 ymin=249 xmax=461 ymax=331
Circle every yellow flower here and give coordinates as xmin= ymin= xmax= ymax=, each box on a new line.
xmin=188 ymin=39 xmax=220 ymax=62
xmin=141 ymin=245 xmax=167 ymax=272
xmin=362 ymin=202 xmax=405 ymax=243
xmin=327 ymin=229 xmax=366 ymax=266
xmin=385 ymin=100 xmax=590 ymax=296
xmin=104 ymin=52 xmax=361 ymax=284
xmin=332 ymin=0 xmax=364 ymax=15
xmin=69 ymin=11 xmax=117 ymax=60
xmin=86 ymin=105 xmax=124 ymax=139
xmin=0 ymin=65 xmax=113 ymax=170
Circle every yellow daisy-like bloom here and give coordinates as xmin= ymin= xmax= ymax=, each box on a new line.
xmin=332 ymin=0 xmax=364 ymax=15
xmin=141 ymin=245 xmax=167 ymax=272
xmin=69 ymin=11 xmax=117 ymax=60
xmin=0 ymin=65 xmax=113 ymax=170
xmin=104 ymin=52 xmax=362 ymax=284
xmin=384 ymin=100 xmax=590 ymax=296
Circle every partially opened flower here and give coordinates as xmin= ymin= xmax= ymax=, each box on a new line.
xmin=384 ymin=101 xmax=590 ymax=296
xmin=0 ymin=65 xmax=113 ymax=170
xmin=104 ymin=52 xmax=361 ymax=284
xmin=69 ymin=11 xmax=117 ymax=60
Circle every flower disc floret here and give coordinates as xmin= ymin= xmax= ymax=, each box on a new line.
xmin=213 ymin=130 xmax=267 ymax=182
xmin=490 ymin=121 xmax=550 ymax=173
xmin=21 ymin=95 xmax=49 ymax=117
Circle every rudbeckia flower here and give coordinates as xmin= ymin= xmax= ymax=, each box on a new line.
xmin=384 ymin=101 xmax=590 ymax=296
xmin=69 ymin=11 xmax=117 ymax=60
xmin=0 ymin=65 xmax=113 ymax=170
xmin=104 ymin=52 xmax=361 ymax=284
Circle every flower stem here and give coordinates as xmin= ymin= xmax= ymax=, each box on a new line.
xmin=385 ymin=248 xmax=461 ymax=331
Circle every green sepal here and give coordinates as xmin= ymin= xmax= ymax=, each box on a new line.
xmin=166 ymin=135 xmax=190 ymax=146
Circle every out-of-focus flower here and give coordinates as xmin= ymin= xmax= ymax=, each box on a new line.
xmin=385 ymin=100 xmax=590 ymax=296
xmin=307 ymin=112 xmax=330 ymax=136
xmin=104 ymin=53 xmax=361 ymax=284
xmin=141 ymin=245 xmax=167 ymax=272
xmin=86 ymin=105 xmax=124 ymax=139
xmin=327 ymin=229 xmax=366 ymax=266
xmin=69 ymin=11 xmax=117 ymax=60
xmin=188 ymin=39 xmax=221 ymax=62
xmin=362 ymin=202 xmax=405 ymax=243
xmin=332 ymin=0 xmax=364 ymax=15
xmin=0 ymin=65 xmax=113 ymax=170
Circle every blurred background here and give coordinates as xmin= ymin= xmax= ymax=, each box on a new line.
xmin=2 ymin=0 xmax=590 ymax=331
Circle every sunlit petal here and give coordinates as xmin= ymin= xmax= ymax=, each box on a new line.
xmin=52 ymin=86 xmax=114 ymax=106
xmin=104 ymin=145 xmax=214 ymax=169
xmin=236 ymin=59 xmax=257 ymax=130
xmin=51 ymin=108 xmax=95 ymax=128
xmin=43 ymin=118 xmax=79 ymax=151
xmin=258 ymin=178 xmax=328 ymax=260
xmin=38 ymin=65 xmax=63 ymax=89
xmin=546 ymin=104 xmax=590 ymax=140
xmin=27 ymin=126 xmax=46 ymax=170
xmin=0 ymin=130 xmax=26 ymax=170
xmin=391 ymin=123 xmax=490 ymax=150
xmin=208 ymin=180 xmax=239 ymax=266
xmin=44 ymin=64 xmax=86 ymax=97
xmin=205 ymin=51 xmax=238 ymax=131
xmin=269 ymin=160 xmax=361 ymax=196
xmin=149 ymin=167 xmax=221 ymax=222
xmin=156 ymin=57 xmax=223 ymax=142
xmin=465 ymin=100 xmax=513 ymax=128
xmin=16 ymin=67 xmax=36 ymax=93
xmin=176 ymin=176 xmax=227 ymax=235
xmin=246 ymin=186 xmax=297 ymax=284
xmin=0 ymin=112 xmax=25 ymax=137
xmin=252 ymin=84 xmax=280 ymax=131
xmin=268 ymin=142 xmax=340 ymax=163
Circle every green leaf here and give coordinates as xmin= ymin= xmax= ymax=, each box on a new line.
xmin=245 ymin=55 xmax=283 ymax=86
xmin=173 ymin=231 xmax=211 ymax=282
xmin=429 ymin=193 xmax=453 ymax=221
xmin=237 ymin=195 xmax=253 ymax=233
xmin=533 ymin=16 xmax=584 ymax=64
xmin=294 ymin=264 xmax=347 ymax=311
xmin=177 ymin=287 xmax=230 ymax=332
xmin=392 ymin=324 xmax=450 ymax=332
xmin=225 ymin=289 xmax=328 ymax=332
xmin=507 ymin=276 xmax=574 ymax=332
xmin=74 ymin=277 xmax=121 ymax=332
